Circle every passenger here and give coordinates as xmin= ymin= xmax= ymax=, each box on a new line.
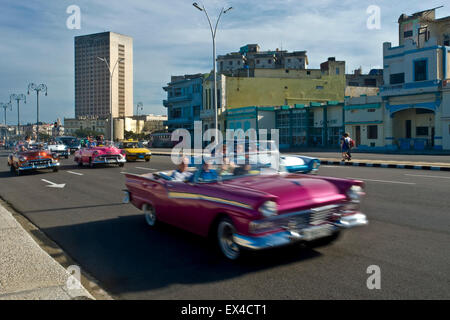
xmin=171 ymin=157 xmax=193 ymax=181
xmin=198 ymin=161 xmax=218 ymax=181
xmin=219 ymin=157 xmax=234 ymax=176
xmin=233 ymin=163 xmax=252 ymax=176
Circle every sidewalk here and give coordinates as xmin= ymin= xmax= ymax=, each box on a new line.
xmin=0 ymin=204 xmax=94 ymax=300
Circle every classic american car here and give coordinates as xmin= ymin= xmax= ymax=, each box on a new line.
xmin=118 ymin=140 xmax=152 ymax=162
xmin=56 ymin=136 xmax=81 ymax=154
xmin=46 ymin=141 xmax=69 ymax=159
xmin=123 ymin=162 xmax=368 ymax=260
xmin=8 ymin=147 xmax=60 ymax=175
xmin=74 ymin=142 xmax=126 ymax=168
xmin=280 ymin=155 xmax=320 ymax=174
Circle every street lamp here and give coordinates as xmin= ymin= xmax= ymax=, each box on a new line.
xmin=10 ymin=94 xmax=26 ymax=136
xmin=193 ymin=2 xmax=232 ymax=138
xmin=27 ymin=84 xmax=47 ymax=142
xmin=0 ymin=102 xmax=12 ymax=139
xmin=136 ymin=102 xmax=143 ymax=117
xmin=136 ymin=102 xmax=144 ymax=134
xmin=97 ymin=56 xmax=125 ymax=142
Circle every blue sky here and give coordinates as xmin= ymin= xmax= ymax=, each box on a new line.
xmin=0 ymin=0 xmax=449 ymax=125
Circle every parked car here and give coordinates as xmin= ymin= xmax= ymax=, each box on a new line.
xmin=117 ymin=139 xmax=152 ymax=162
xmin=46 ymin=141 xmax=69 ymax=159
xmin=7 ymin=147 xmax=60 ymax=175
xmin=74 ymin=142 xmax=126 ymax=168
xmin=123 ymin=162 xmax=368 ymax=260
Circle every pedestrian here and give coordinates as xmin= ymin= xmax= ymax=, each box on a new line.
xmin=340 ymin=132 xmax=353 ymax=161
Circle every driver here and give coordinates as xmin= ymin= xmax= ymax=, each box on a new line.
xmin=171 ymin=157 xmax=193 ymax=181
xmin=198 ymin=161 xmax=218 ymax=181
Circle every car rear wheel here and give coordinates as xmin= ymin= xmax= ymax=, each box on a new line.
xmin=143 ymin=204 xmax=157 ymax=227
xmin=217 ymin=217 xmax=241 ymax=260
xmin=10 ymin=165 xmax=15 ymax=175
xmin=119 ymin=163 xmax=124 ymax=167
xmin=145 ymin=158 xmax=150 ymax=162
xmin=76 ymin=158 xmax=83 ymax=167
xmin=89 ymin=158 xmax=95 ymax=168
xmin=53 ymin=167 xmax=59 ymax=173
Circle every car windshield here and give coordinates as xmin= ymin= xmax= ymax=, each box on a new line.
xmin=122 ymin=142 xmax=139 ymax=148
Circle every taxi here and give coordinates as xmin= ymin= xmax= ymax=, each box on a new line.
xmin=118 ymin=139 xmax=152 ymax=162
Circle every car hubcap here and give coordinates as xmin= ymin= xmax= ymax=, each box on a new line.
xmin=218 ymin=221 xmax=240 ymax=260
xmin=143 ymin=204 xmax=156 ymax=226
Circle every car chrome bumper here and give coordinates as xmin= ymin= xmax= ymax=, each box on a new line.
xmin=233 ymin=212 xmax=368 ymax=250
xmin=93 ymin=158 xmax=126 ymax=164
xmin=18 ymin=162 xmax=60 ymax=171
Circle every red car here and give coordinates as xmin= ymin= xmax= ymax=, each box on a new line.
xmin=8 ymin=148 xmax=60 ymax=175
xmin=74 ymin=143 xmax=126 ymax=168
xmin=123 ymin=164 xmax=368 ymax=260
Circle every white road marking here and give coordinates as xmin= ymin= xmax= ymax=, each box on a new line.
xmin=405 ymin=174 xmax=450 ymax=179
xmin=135 ymin=167 xmax=157 ymax=171
xmin=41 ymin=179 xmax=66 ymax=188
xmin=347 ymin=177 xmax=416 ymax=185
xmin=67 ymin=171 xmax=83 ymax=176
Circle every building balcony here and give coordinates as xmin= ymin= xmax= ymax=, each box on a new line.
xmin=166 ymin=94 xmax=193 ymax=103
xmin=380 ymin=79 xmax=441 ymax=97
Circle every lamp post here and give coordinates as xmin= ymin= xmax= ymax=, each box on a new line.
xmin=27 ymin=84 xmax=47 ymax=142
xmin=97 ymin=56 xmax=125 ymax=142
xmin=193 ymin=2 xmax=232 ymax=138
xmin=136 ymin=102 xmax=143 ymax=134
xmin=0 ymin=102 xmax=12 ymax=139
xmin=9 ymin=94 xmax=26 ymax=137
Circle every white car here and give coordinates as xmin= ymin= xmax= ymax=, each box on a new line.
xmin=46 ymin=142 xmax=69 ymax=159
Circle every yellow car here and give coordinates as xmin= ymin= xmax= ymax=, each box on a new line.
xmin=119 ymin=140 xmax=152 ymax=162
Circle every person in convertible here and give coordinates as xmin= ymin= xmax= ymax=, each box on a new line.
xmin=171 ymin=157 xmax=193 ymax=181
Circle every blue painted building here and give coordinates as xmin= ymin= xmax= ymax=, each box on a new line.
xmin=379 ymin=8 xmax=450 ymax=150
xmin=163 ymin=74 xmax=204 ymax=137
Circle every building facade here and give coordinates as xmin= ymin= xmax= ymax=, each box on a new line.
xmin=380 ymin=8 xmax=450 ymax=150
xmin=163 ymin=74 xmax=203 ymax=136
xmin=74 ymin=32 xmax=133 ymax=119
xmin=217 ymin=44 xmax=308 ymax=76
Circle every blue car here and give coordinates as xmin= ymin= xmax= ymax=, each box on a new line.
xmin=280 ymin=155 xmax=320 ymax=174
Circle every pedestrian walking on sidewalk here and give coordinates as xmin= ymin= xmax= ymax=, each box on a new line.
xmin=340 ymin=132 xmax=353 ymax=161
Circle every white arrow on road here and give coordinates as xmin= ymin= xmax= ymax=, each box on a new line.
xmin=41 ymin=179 xmax=66 ymax=188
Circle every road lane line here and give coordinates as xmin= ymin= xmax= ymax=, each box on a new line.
xmin=347 ymin=177 xmax=416 ymax=185
xmin=135 ymin=167 xmax=157 ymax=171
xmin=405 ymin=174 xmax=450 ymax=179
xmin=67 ymin=171 xmax=84 ymax=176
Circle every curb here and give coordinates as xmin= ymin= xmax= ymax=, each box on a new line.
xmin=151 ymin=152 xmax=450 ymax=171
xmin=320 ymin=160 xmax=450 ymax=171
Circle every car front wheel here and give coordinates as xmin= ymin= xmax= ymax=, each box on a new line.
xmin=143 ymin=203 xmax=157 ymax=227
xmin=217 ymin=217 xmax=241 ymax=260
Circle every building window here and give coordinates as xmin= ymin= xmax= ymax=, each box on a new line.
xmin=336 ymin=67 xmax=340 ymax=75
xmin=229 ymin=61 xmax=233 ymax=66
xmin=367 ymin=125 xmax=378 ymax=139
xmin=414 ymin=59 xmax=427 ymax=81
xmin=416 ymin=127 xmax=429 ymax=136
xmin=307 ymin=71 xmax=311 ymax=75
xmin=316 ymin=86 xmax=324 ymax=90
xmin=268 ymin=59 xmax=272 ymax=64
xmin=256 ymin=59 xmax=260 ymax=64
xmin=404 ymin=30 xmax=413 ymax=38
xmin=390 ymin=73 xmax=405 ymax=84
xmin=367 ymin=109 xmax=376 ymax=112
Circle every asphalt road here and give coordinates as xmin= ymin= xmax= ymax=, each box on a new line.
xmin=0 ymin=151 xmax=449 ymax=299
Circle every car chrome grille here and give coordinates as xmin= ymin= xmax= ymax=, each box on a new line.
xmin=29 ymin=159 xmax=51 ymax=166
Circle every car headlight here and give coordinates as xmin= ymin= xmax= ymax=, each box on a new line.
xmin=259 ymin=200 xmax=278 ymax=217
xmin=312 ymin=161 xmax=319 ymax=169
xmin=347 ymin=185 xmax=364 ymax=201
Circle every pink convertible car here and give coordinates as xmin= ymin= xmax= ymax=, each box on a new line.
xmin=123 ymin=164 xmax=368 ymax=260
xmin=74 ymin=143 xmax=126 ymax=168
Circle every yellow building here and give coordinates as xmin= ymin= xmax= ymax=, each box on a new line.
xmin=225 ymin=57 xmax=346 ymax=109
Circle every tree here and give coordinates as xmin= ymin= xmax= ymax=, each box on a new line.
xmin=74 ymin=128 xmax=104 ymax=138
